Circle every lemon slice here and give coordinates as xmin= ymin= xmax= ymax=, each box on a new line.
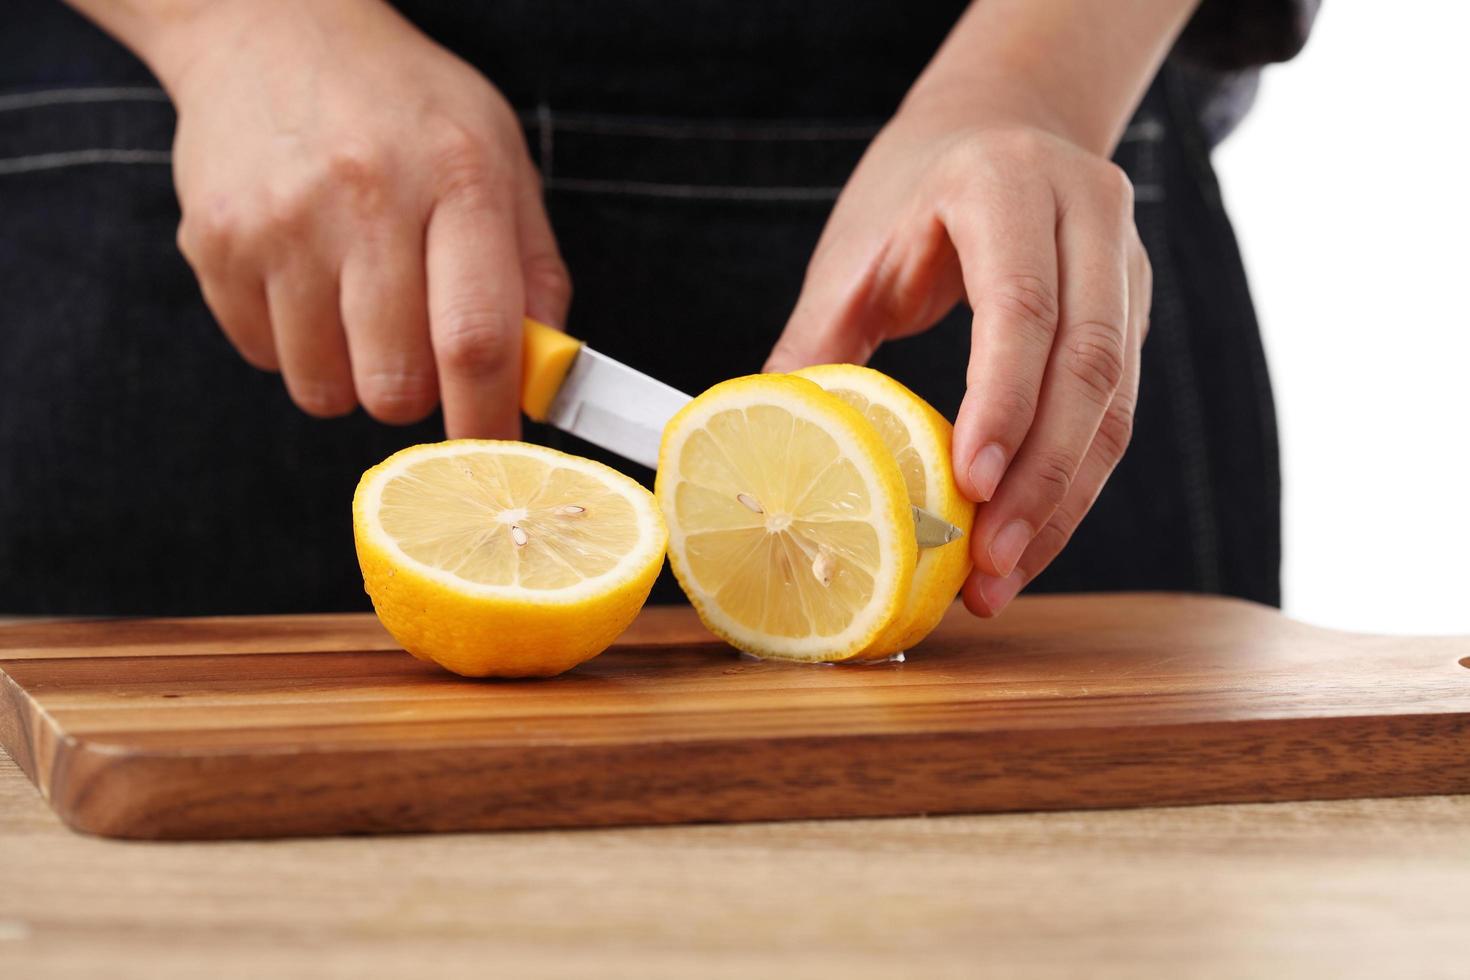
xmin=656 ymin=374 xmax=916 ymax=662
xmin=353 ymin=440 xmax=666 ymax=677
xmin=793 ymin=365 xmax=976 ymax=658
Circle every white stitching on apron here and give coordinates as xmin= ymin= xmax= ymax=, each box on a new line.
xmin=0 ymin=148 xmax=170 ymax=176
xmin=0 ymin=87 xmax=167 ymax=113
xmin=535 ymin=101 xmax=554 ymax=181
xmin=0 ymin=95 xmax=1166 ymax=200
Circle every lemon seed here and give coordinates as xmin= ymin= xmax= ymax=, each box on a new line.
xmin=811 ymin=549 xmax=834 ymax=587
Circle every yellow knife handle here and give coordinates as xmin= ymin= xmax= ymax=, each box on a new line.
xmin=520 ymin=317 xmax=584 ymax=422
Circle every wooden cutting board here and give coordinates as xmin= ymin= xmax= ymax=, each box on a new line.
xmin=1 ymin=594 xmax=1467 ymax=840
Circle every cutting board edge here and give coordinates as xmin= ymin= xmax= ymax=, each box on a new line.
xmin=0 ymin=592 xmax=1354 ymax=654
xmin=25 ymin=709 xmax=1470 ymax=841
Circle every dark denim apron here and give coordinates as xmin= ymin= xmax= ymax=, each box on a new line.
xmin=0 ymin=1 xmax=1280 ymax=614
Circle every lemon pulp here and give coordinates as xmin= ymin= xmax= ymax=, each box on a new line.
xmin=355 ymin=440 xmax=666 ymax=677
xmin=794 ymin=365 xmax=976 ymax=658
xmin=658 ymin=374 xmax=914 ymax=662
xmin=379 ymin=450 xmax=640 ymax=591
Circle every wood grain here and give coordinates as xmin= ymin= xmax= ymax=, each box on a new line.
xmin=1 ymin=593 xmax=1467 ymax=840
xmin=2 ymin=754 xmax=1468 ymax=980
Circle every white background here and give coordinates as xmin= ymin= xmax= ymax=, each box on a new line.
xmin=1212 ymin=1 xmax=1469 ymax=634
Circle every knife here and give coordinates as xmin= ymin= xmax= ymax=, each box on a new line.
xmin=518 ymin=318 xmax=965 ymax=549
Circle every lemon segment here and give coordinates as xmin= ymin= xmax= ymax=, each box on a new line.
xmin=354 ymin=440 xmax=666 ymax=677
xmin=793 ymin=365 xmax=976 ymax=658
xmin=657 ymin=375 xmax=916 ymax=662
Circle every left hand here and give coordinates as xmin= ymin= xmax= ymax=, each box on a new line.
xmin=764 ymin=94 xmax=1151 ymax=618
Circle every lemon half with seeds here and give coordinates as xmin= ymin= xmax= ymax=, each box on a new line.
xmin=656 ymin=374 xmax=917 ymax=662
xmin=354 ymin=440 xmax=666 ymax=677
xmin=793 ymin=364 xmax=975 ymax=658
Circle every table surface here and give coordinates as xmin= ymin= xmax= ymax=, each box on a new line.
xmin=1 ymin=754 xmax=1466 ymax=979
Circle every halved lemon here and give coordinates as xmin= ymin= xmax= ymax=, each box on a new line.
xmin=353 ymin=440 xmax=666 ymax=677
xmin=656 ymin=374 xmax=916 ymax=662
xmin=793 ymin=364 xmax=975 ymax=658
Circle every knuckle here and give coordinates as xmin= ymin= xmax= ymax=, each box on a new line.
xmin=177 ymin=200 xmax=239 ymax=264
xmin=218 ymin=322 xmax=277 ymax=372
xmin=1137 ymin=250 xmax=1155 ymax=316
xmin=523 ymin=253 xmax=573 ymax=304
xmin=263 ymin=183 xmax=314 ymax=242
xmin=764 ymin=336 xmax=811 ymax=372
xmin=325 ymin=140 xmax=386 ymax=187
xmin=236 ymin=344 xmax=279 ymax=373
xmin=359 ymin=369 xmax=439 ymax=424
xmin=175 ymin=219 xmax=206 ymax=265
xmin=1094 ymin=160 xmax=1135 ymax=211
xmin=288 ymin=379 xmax=356 ymax=418
xmin=1061 ymin=321 xmax=1128 ymax=405
xmin=1027 ymin=516 xmax=1075 ymax=570
xmin=972 ymin=378 xmax=1040 ymax=438
xmin=427 ymin=121 xmax=499 ymax=198
xmin=1136 ymin=250 xmax=1155 ymax=341
xmin=174 ymin=220 xmax=195 ymax=259
xmin=875 ymin=263 xmax=940 ymax=335
xmin=325 ymin=140 xmax=390 ymax=216
xmin=437 ymin=308 xmax=516 ymax=376
xmin=989 ymin=274 xmax=1060 ymax=344
xmin=1028 ymin=447 xmax=1078 ymax=508
xmin=1092 ymin=398 xmax=1136 ymax=464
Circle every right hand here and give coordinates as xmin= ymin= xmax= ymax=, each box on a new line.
xmin=159 ymin=0 xmax=567 ymax=436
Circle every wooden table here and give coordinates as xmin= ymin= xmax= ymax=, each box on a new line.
xmin=1 ymin=753 xmax=1466 ymax=978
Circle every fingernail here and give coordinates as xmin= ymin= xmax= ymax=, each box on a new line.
xmin=980 ymin=570 xmax=1026 ymax=613
xmin=988 ymin=520 xmax=1033 ymax=578
xmin=967 ymin=443 xmax=1007 ymax=502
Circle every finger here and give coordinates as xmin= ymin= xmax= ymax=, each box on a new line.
xmin=764 ymin=218 xmax=889 ymax=372
xmin=514 ymin=161 xmax=572 ymax=328
xmin=266 ymin=254 xmax=356 ymax=418
xmin=945 ymin=178 xmax=1060 ymax=504
xmin=764 ymin=214 xmax=965 ymax=373
xmin=198 ymin=274 xmax=278 ymax=371
xmin=962 ymin=224 xmax=1148 ymax=617
xmin=426 ymin=175 xmax=524 ymax=439
xmin=967 ymin=167 xmax=1132 ymax=580
xmin=340 ymin=222 xmax=438 ymax=425
xmin=177 ymin=222 xmax=278 ymax=371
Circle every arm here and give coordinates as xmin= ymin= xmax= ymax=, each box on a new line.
xmin=61 ymin=0 xmax=569 ymax=437
xmin=766 ymin=0 xmax=1198 ymax=616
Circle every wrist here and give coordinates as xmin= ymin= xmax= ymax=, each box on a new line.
xmin=908 ymin=0 xmax=1200 ymax=156
xmin=898 ymin=73 xmax=1086 ymax=150
xmin=59 ymin=0 xmax=221 ymax=94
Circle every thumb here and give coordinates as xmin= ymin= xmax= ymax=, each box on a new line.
xmin=765 ymin=220 xmax=966 ymax=373
xmin=763 ymin=243 xmax=884 ymax=373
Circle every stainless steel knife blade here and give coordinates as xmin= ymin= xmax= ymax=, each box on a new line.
xmin=543 ymin=344 xmax=965 ymax=548
xmin=544 ymin=346 xmax=688 ymax=471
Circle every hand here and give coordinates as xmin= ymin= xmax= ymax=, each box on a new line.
xmin=160 ymin=0 xmax=568 ymax=436
xmin=764 ymin=95 xmax=1151 ymax=617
